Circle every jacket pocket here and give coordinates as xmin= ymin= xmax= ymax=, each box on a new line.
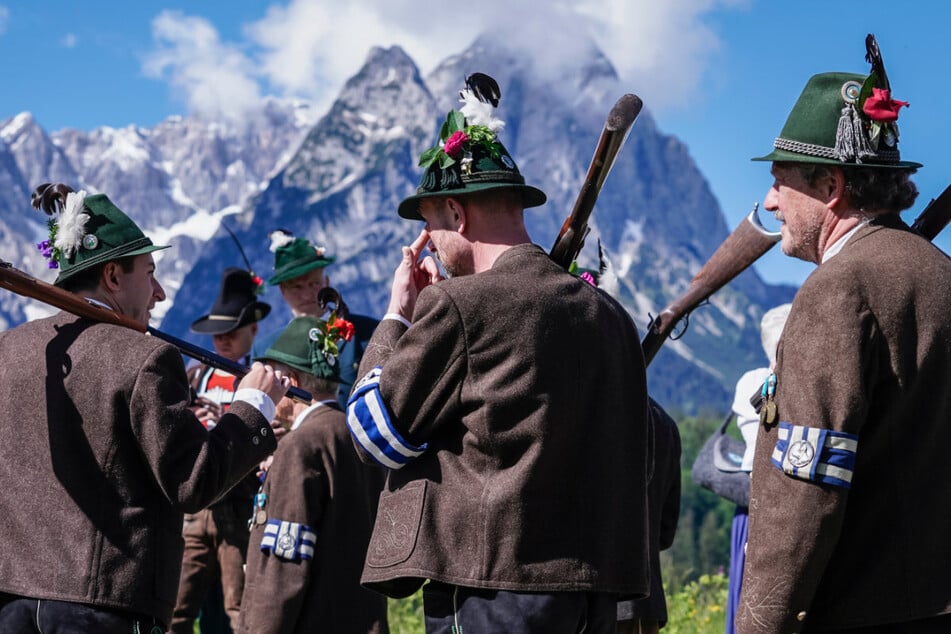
xmin=366 ymin=480 xmax=426 ymax=568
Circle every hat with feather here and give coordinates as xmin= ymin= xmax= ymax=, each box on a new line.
xmin=397 ymin=72 xmax=547 ymax=221
xmin=753 ymin=34 xmax=920 ymax=169
xmin=266 ymin=229 xmax=336 ymax=286
xmin=256 ymin=315 xmax=354 ymax=381
xmin=31 ymin=183 xmax=169 ymax=287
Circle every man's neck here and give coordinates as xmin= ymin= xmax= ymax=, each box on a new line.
xmin=817 ymin=212 xmax=865 ymax=262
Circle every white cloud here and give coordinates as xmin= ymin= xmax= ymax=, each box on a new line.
xmin=0 ymin=6 xmax=9 ymax=36
xmin=142 ymin=10 xmax=263 ymax=121
xmin=61 ymin=33 xmax=77 ymax=48
xmin=143 ymin=0 xmax=749 ymax=119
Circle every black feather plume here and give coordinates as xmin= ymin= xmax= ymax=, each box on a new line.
xmin=464 ymin=72 xmax=501 ymax=107
xmin=31 ymin=182 xmax=74 ymax=216
xmin=865 ymin=33 xmax=890 ymax=91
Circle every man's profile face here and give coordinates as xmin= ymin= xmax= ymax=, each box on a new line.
xmin=212 ymin=323 xmax=258 ymax=362
xmin=764 ymin=163 xmax=830 ymax=264
xmin=112 ymin=254 xmax=166 ymax=325
xmin=279 ymin=268 xmax=326 ymax=316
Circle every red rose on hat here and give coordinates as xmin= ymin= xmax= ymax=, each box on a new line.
xmin=863 ymin=87 xmax=908 ymax=123
xmin=444 ymin=130 xmax=469 ymax=159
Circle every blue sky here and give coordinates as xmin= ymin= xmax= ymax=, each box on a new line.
xmin=0 ymin=0 xmax=947 ymax=286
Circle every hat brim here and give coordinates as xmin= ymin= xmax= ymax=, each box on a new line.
xmin=752 ymin=148 xmax=922 ymax=169
xmin=190 ymin=301 xmax=271 ymax=335
xmin=53 ymin=243 xmax=170 ymax=287
xmin=267 ymin=257 xmax=335 ymax=286
xmin=397 ymin=183 xmax=547 ymax=221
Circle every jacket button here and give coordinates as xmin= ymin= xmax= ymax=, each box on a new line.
xmin=797 ymin=611 xmax=807 ymax=621
xmin=260 ymin=427 xmax=268 ymax=436
xmin=252 ymin=436 xmax=260 ymax=445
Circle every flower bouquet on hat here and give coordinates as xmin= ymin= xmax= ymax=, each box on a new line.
xmin=307 ymin=312 xmax=355 ymax=367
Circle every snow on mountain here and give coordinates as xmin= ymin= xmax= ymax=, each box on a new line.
xmin=0 ymin=39 xmax=795 ymax=413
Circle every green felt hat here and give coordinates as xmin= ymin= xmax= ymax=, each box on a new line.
xmin=267 ymin=233 xmax=336 ymax=286
xmin=44 ymin=191 xmax=169 ymax=287
xmin=753 ymin=71 xmax=920 ymax=169
xmin=256 ymin=315 xmax=351 ymax=382
xmin=397 ymin=107 xmax=547 ymax=221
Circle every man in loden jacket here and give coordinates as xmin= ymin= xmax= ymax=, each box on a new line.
xmin=347 ymin=77 xmax=651 ymax=632
xmin=0 ymin=183 xmax=287 ymax=633
xmin=241 ymin=316 xmax=388 ymax=634
xmin=737 ymin=37 xmax=951 ymax=633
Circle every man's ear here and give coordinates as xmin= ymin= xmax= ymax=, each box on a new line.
xmin=446 ymin=198 xmax=467 ymax=233
xmin=825 ymin=166 xmax=847 ymax=211
xmin=101 ymin=262 xmax=121 ymax=292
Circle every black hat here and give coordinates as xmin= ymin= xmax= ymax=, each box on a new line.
xmin=190 ymin=267 xmax=271 ymax=335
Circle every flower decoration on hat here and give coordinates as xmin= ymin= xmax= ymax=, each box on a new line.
xmin=418 ymin=73 xmax=507 ymax=176
xmin=834 ymin=33 xmax=908 ymax=163
xmin=307 ymin=312 xmax=355 ymax=367
xmin=250 ymin=271 xmax=266 ymax=296
xmin=32 ymin=185 xmax=96 ymax=269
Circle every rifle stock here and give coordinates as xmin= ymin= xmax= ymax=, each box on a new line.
xmin=641 ymin=205 xmax=781 ymax=366
xmin=0 ymin=260 xmax=311 ymax=403
xmin=910 ymin=183 xmax=951 ymax=242
xmin=550 ymin=93 xmax=643 ymax=269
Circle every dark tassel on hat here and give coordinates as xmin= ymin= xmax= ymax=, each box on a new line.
xmin=834 ymin=103 xmax=874 ymax=163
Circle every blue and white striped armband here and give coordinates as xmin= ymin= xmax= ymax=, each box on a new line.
xmin=770 ymin=422 xmax=858 ymax=489
xmin=346 ymin=367 xmax=427 ymax=470
xmin=260 ymin=519 xmax=316 ymax=561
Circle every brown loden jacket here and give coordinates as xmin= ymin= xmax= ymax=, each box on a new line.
xmin=347 ymin=244 xmax=652 ymax=599
xmin=0 ymin=313 xmax=277 ymax=625
xmin=738 ymin=221 xmax=951 ymax=632
xmin=241 ymin=402 xmax=387 ymax=634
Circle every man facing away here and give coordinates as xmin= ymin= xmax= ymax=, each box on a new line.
xmin=170 ymin=266 xmax=276 ymax=634
xmin=346 ymin=75 xmax=651 ymax=633
xmin=0 ymin=183 xmax=287 ymax=633
xmin=241 ymin=316 xmax=388 ymax=634
xmin=252 ymin=231 xmax=378 ymax=407
xmin=737 ymin=36 xmax=951 ymax=633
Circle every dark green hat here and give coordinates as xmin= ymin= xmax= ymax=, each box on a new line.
xmin=397 ymin=101 xmax=546 ymax=221
xmin=41 ymin=191 xmax=169 ymax=287
xmin=256 ymin=315 xmax=352 ymax=382
xmin=754 ymin=39 xmax=920 ymax=168
xmin=267 ymin=231 xmax=336 ymax=286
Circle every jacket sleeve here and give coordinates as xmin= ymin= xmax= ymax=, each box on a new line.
xmin=737 ymin=280 xmax=877 ymax=633
xmin=346 ymin=286 xmax=467 ymax=468
xmin=240 ymin=438 xmax=325 ymax=634
xmin=129 ymin=343 xmax=277 ymax=512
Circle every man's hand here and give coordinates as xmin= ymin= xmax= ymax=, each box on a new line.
xmin=190 ymin=396 xmax=224 ymax=429
xmin=386 ymin=229 xmax=442 ymax=320
xmin=237 ymin=362 xmax=290 ymax=406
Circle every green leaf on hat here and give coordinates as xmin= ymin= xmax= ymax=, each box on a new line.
xmin=447 ymin=110 xmax=466 ymax=135
xmin=438 ymin=151 xmax=456 ymax=169
xmin=419 ymin=146 xmax=441 ymax=168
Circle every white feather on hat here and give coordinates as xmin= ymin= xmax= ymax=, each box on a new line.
xmin=268 ymin=229 xmax=295 ymax=253
xmin=54 ymin=190 xmax=89 ymax=258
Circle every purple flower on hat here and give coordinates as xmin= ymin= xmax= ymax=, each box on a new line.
xmin=579 ymin=271 xmax=597 ymax=287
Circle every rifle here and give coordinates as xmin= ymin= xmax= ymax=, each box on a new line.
xmin=0 ymin=259 xmax=312 ymax=403
xmin=640 ymin=183 xmax=951 ymax=367
xmin=641 ymin=204 xmax=781 ymax=366
xmin=549 ymin=93 xmax=643 ymax=268
xmin=910 ymin=183 xmax=951 ymax=241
